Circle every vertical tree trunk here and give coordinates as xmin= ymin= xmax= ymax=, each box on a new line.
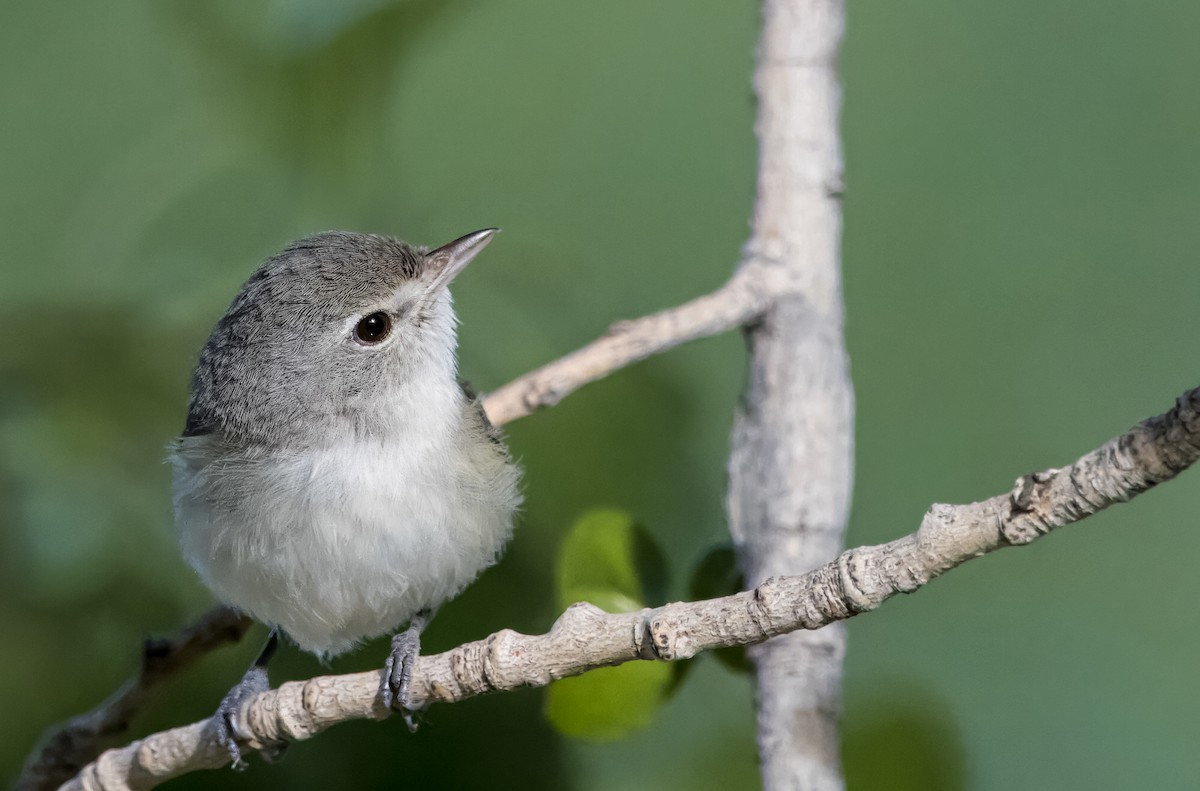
xmin=727 ymin=1 xmax=853 ymax=788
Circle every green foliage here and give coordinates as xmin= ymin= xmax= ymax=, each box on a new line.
xmin=545 ymin=662 xmax=675 ymax=742
xmin=554 ymin=508 xmax=669 ymax=613
xmin=547 ymin=509 xmax=674 ymax=740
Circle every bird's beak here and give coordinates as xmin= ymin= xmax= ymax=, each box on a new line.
xmin=425 ymin=228 xmax=497 ymax=293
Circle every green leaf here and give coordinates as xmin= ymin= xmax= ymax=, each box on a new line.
xmin=546 ymin=509 xmax=675 ymax=740
xmin=545 ymin=661 xmax=674 ymax=742
xmin=564 ymin=588 xmax=644 ymax=616
xmin=555 ymin=508 xmax=669 ymax=612
xmin=689 ymin=544 xmax=752 ymax=674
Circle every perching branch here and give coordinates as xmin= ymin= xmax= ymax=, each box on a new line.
xmin=59 ymin=385 xmax=1200 ymax=791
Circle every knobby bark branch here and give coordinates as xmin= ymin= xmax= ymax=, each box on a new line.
xmin=57 ymin=385 xmax=1200 ymax=791
xmin=728 ymin=1 xmax=851 ymax=788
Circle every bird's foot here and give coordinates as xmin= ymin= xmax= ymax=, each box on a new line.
xmin=214 ymin=630 xmax=285 ymax=768
xmin=380 ymin=610 xmax=430 ymax=731
xmin=213 ymin=665 xmax=272 ymax=769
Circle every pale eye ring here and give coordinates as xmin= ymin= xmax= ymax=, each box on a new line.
xmin=354 ymin=311 xmax=393 ymax=344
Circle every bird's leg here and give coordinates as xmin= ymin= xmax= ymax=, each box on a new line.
xmin=380 ymin=609 xmax=432 ymax=731
xmin=214 ymin=629 xmax=282 ymax=769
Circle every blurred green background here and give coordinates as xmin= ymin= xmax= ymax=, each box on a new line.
xmin=3 ymin=1 xmax=1199 ymax=788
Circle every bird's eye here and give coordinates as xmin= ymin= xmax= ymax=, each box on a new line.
xmin=354 ymin=312 xmax=393 ymax=344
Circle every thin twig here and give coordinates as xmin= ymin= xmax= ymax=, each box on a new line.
xmin=59 ymin=385 xmax=1200 ymax=791
xmin=480 ymin=267 xmax=767 ymax=426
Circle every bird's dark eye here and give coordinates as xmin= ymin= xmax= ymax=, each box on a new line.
xmin=354 ymin=312 xmax=392 ymax=344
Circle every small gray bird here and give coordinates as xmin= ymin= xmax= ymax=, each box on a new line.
xmin=170 ymin=229 xmax=521 ymax=762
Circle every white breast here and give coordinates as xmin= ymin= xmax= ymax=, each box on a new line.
xmin=172 ymin=405 xmax=520 ymax=657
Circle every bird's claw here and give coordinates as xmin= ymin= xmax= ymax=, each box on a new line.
xmin=213 ymin=664 xmax=270 ymax=768
xmin=379 ymin=612 xmax=428 ymax=730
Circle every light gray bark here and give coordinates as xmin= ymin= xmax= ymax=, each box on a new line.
xmin=727 ymin=1 xmax=852 ymax=788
